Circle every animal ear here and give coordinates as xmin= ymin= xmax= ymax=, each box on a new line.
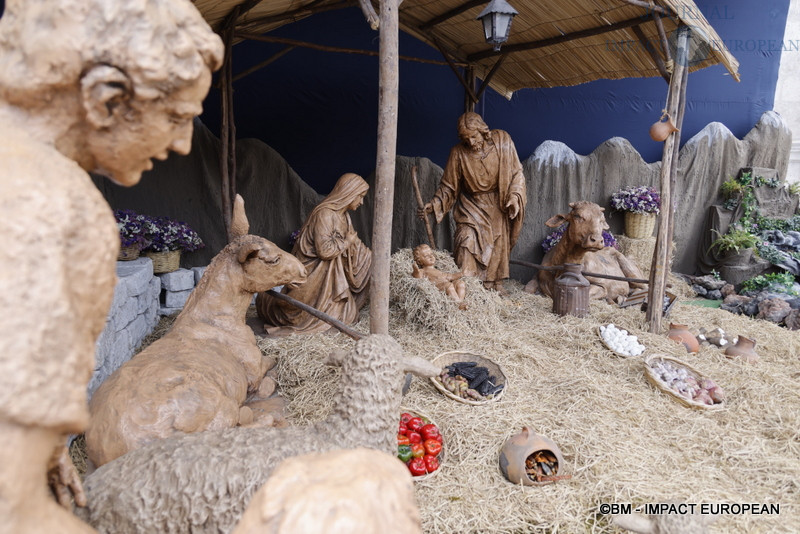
xmin=545 ymin=214 xmax=568 ymax=228
xmin=236 ymin=242 xmax=261 ymax=264
xmin=230 ymin=195 xmax=250 ymax=239
xmin=80 ymin=65 xmax=132 ymax=129
xmin=323 ymin=349 xmax=348 ymax=367
xmin=568 ymin=202 xmax=576 ymax=209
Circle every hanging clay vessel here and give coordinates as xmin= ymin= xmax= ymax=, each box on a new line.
xmin=667 ymin=323 xmax=699 ymax=353
xmin=552 ymin=263 xmax=590 ymax=318
xmin=499 ymin=426 xmax=565 ymax=486
xmin=724 ymin=335 xmax=759 ymax=364
xmin=649 ymin=113 xmax=679 ymax=142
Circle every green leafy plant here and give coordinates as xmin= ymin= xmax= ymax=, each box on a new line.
xmin=789 ymin=182 xmax=800 ymax=196
xmin=740 ymin=272 xmax=798 ymax=295
xmin=710 ymin=269 xmax=721 ymax=280
xmin=710 ymin=227 xmax=758 ymax=255
xmin=720 ymin=177 xmax=744 ymax=200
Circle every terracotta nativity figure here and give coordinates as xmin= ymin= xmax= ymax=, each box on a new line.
xmin=412 ymin=244 xmax=467 ymax=309
xmin=0 ymin=1 xmax=222 ymax=532
xmin=257 ymin=173 xmax=372 ymax=335
xmin=418 ymin=112 xmax=526 ymax=295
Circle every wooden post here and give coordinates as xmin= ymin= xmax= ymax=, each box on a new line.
xmin=369 ymin=0 xmax=399 ymax=335
xmin=647 ymin=25 xmax=689 ymax=333
xmin=465 ymin=66 xmax=476 ymax=112
xmin=219 ymin=24 xmax=234 ymax=238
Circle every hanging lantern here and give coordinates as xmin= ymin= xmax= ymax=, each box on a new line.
xmin=476 ymin=0 xmax=518 ymax=52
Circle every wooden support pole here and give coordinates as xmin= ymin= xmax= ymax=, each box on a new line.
xmin=232 ymin=46 xmax=296 ymax=83
xmin=647 ymin=25 xmax=689 ymax=333
xmin=433 ymin=37 xmax=479 ymax=104
xmin=465 ymin=66 xmax=476 ymax=112
xmin=219 ymin=16 xmax=236 ymax=238
xmin=411 ymin=165 xmax=436 ymax=248
xmin=370 ymin=0 xmax=399 ymax=335
xmin=631 ymin=25 xmax=670 ymax=82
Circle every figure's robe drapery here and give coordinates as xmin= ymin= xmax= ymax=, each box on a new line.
xmin=256 ymin=175 xmax=371 ymax=336
xmin=431 ymin=130 xmax=526 ymax=282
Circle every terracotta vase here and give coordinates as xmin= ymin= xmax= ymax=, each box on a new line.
xmin=724 ymin=335 xmax=759 ymax=363
xmin=499 ymin=427 xmax=565 ymax=486
xmin=649 ymin=113 xmax=679 ymax=142
xmin=667 ymin=323 xmax=699 ymax=353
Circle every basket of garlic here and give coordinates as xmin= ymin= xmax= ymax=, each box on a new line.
xmin=597 ymin=324 xmax=645 ymax=357
xmin=643 ymin=354 xmax=726 ymax=410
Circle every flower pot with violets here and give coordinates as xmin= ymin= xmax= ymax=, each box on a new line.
xmin=114 ymin=209 xmax=150 ymax=261
xmin=142 ymin=215 xmax=204 ymax=273
xmin=610 ymin=186 xmax=661 ymax=239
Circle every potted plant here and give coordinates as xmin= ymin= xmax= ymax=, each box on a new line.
xmin=114 ymin=209 xmax=150 ymax=261
xmin=142 ymin=215 xmax=204 ymax=273
xmin=610 ymin=185 xmax=661 ymax=239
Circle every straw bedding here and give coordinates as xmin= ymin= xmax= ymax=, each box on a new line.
xmin=74 ymin=250 xmax=798 ymax=532
xmin=259 ymin=250 xmax=799 ymax=533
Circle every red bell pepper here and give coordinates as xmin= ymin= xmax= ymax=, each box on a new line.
xmin=407 ymin=417 xmax=424 ymax=433
xmin=400 ymin=412 xmax=413 ymax=425
xmin=407 ymin=431 xmax=422 ymax=444
xmin=397 ymin=434 xmax=410 ymax=446
xmin=420 ymin=423 xmax=440 ymax=441
xmin=423 ymin=454 xmax=440 ymax=473
xmin=423 ymin=439 xmax=442 ymax=457
xmin=407 ymin=457 xmax=427 ymax=476
xmin=410 ymin=443 xmax=425 ymax=458
xmin=398 ymin=422 xmax=408 ymax=435
xmin=434 ymin=434 xmax=443 ymax=443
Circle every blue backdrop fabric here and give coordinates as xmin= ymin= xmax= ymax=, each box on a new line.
xmin=199 ymin=1 xmax=788 ymax=194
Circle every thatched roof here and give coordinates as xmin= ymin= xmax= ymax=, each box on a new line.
xmin=195 ymin=0 xmax=739 ymax=97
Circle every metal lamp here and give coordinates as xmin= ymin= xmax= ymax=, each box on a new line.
xmin=476 ymin=0 xmax=518 ymax=51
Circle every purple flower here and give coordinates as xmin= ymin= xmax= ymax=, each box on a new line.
xmin=140 ymin=214 xmax=204 ymax=252
xmin=114 ymin=209 xmax=150 ymax=249
xmin=542 ymin=224 xmax=618 ymax=253
xmin=610 ymin=186 xmax=661 ymax=214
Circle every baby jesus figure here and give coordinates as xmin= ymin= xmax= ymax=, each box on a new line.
xmin=411 ymin=244 xmax=467 ymax=309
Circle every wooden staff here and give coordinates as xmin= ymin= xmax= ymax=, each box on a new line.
xmin=509 ymin=259 xmax=651 ymax=285
xmin=265 ymin=289 xmax=364 ymax=340
xmin=411 ymin=165 xmax=437 ymax=248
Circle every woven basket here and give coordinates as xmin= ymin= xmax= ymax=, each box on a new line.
xmin=643 ymin=354 xmax=725 ymax=411
xmin=624 ymin=211 xmax=656 ymax=239
xmin=430 ymin=351 xmax=507 ymax=406
xmin=399 ymin=407 xmax=443 ymax=481
xmin=597 ymin=326 xmax=643 ymax=358
xmin=118 ymin=244 xmax=140 ymax=261
xmin=145 ymin=249 xmax=181 ymax=274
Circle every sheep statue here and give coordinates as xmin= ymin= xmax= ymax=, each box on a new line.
xmin=85 ymin=195 xmax=307 ymax=468
xmin=232 ymin=448 xmax=423 ymax=534
xmin=78 ymin=334 xmax=439 ymax=534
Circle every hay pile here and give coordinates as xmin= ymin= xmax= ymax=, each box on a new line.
xmin=258 ymin=253 xmax=800 ymax=533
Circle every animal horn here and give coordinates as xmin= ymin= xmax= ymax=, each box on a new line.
xmin=402 ymin=354 xmax=440 ymax=378
xmin=230 ymin=195 xmax=249 ymax=239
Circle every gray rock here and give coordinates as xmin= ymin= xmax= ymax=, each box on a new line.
xmin=692 ymin=284 xmax=708 ymax=296
xmin=163 ymin=288 xmax=192 ymax=308
xmin=757 ymin=297 xmax=792 ymax=323
xmin=158 ymin=268 xmax=195 ymax=292
xmin=706 ymin=289 xmax=723 ymax=300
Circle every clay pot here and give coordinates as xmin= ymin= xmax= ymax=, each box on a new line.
xmin=649 ymin=113 xmax=679 ymax=142
xmin=667 ymin=323 xmax=699 ymax=353
xmin=724 ymin=335 xmax=759 ymax=363
xmin=499 ymin=427 xmax=565 ymax=486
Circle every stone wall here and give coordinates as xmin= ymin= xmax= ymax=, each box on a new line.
xmin=89 ymin=259 xmax=207 ymax=397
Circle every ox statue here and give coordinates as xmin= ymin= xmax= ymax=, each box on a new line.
xmin=524 ymin=201 xmax=646 ymax=303
xmin=85 ymin=195 xmax=307 ymax=468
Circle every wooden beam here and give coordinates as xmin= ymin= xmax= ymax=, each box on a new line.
xmin=652 ymin=10 xmax=672 ymax=63
xmin=619 ymin=0 xmax=671 ymax=16
xmin=647 ymin=25 xmax=689 ymax=333
xmin=475 ymin=54 xmax=506 ymax=100
xmin=369 ymin=0 xmax=399 ymax=335
xmin=432 ymin=36 xmax=478 ymax=104
xmin=219 ymin=10 xmax=238 ymax=239
xmin=419 ymin=0 xmax=486 ymax=30
xmin=265 ymin=290 xmax=364 ymax=340
xmin=235 ymin=0 xmax=351 ymax=33
xmin=464 ymin=65 xmax=476 ymax=112
xmin=235 ymin=32 xmax=466 ymax=67
xmin=631 ymin=25 xmax=670 ymax=82
xmin=468 ymin=15 xmax=649 ymax=62
xmin=232 ymin=46 xmax=296 ymax=83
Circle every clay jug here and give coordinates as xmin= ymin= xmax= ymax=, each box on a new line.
xmin=649 ymin=113 xmax=679 ymax=142
xmin=499 ymin=427 xmax=565 ymax=486
xmin=724 ymin=335 xmax=759 ymax=363
xmin=552 ymin=263 xmax=590 ymax=318
xmin=667 ymin=323 xmax=699 ymax=353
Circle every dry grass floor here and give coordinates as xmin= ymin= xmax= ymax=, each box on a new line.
xmin=256 ymin=250 xmax=799 ymax=533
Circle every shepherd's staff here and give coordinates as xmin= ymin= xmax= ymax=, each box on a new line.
xmin=411 ymin=165 xmax=437 ymax=249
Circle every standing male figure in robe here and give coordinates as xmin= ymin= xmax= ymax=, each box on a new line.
xmin=419 ymin=112 xmax=526 ymax=294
